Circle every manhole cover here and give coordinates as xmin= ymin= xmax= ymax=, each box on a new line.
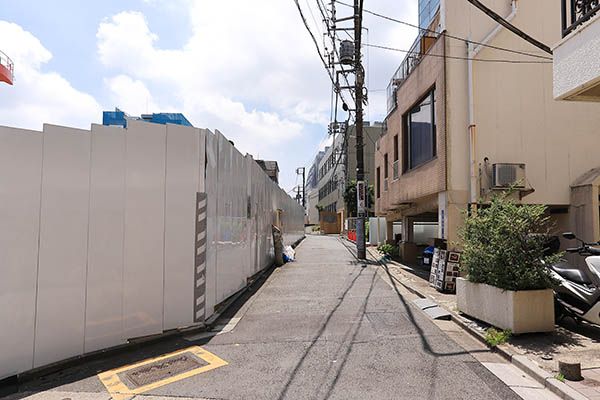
xmin=121 ymin=353 xmax=207 ymax=388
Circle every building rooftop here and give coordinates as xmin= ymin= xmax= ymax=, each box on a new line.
xmin=255 ymin=159 xmax=279 ymax=184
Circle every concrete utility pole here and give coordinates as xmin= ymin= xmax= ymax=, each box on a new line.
xmin=296 ymin=167 xmax=306 ymax=208
xmin=354 ymin=0 xmax=366 ymax=260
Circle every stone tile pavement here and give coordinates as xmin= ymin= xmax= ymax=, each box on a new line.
xmin=368 ymin=246 xmax=600 ymax=400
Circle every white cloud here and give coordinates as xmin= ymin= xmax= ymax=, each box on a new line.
xmin=0 ymin=21 xmax=102 ymax=130
xmin=106 ymin=74 xmax=160 ymax=116
xmin=96 ymin=5 xmax=330 ymax=156
xmin=95 ymin=1 xmax=419 ymax=187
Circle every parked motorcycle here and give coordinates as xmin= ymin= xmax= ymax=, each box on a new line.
xmin=548 ymin=232 xmax=600 ymax=326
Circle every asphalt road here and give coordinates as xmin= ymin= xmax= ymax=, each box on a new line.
xmin=4 ymin=235 xmax=521 ymax=400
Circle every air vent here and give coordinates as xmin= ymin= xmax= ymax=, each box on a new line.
xmin=492 ymin=163 xmax=525 ymax=187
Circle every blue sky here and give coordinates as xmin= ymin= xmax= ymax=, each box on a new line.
xmin=0 ymin=0 xmax=418 ymax=191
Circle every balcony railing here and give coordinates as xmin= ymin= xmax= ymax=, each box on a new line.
xmin=562 ymin=0 xmax=600 ymax=37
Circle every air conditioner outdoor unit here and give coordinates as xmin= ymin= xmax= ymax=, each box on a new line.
xmin=492 ymin=163 xmax=526 ymax=188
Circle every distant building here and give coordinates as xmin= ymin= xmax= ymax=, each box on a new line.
xmin=255 ymin=160 xmax=279 ymax=184
xmin=102 ymin=108 xmax=193 ymax=128
xmin=316 ymin=122 xmax=383 ymax=216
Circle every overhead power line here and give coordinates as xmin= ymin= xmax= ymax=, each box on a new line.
xmin=465 ymin=0 xmax=553 ymax=55
xmin=291 ymin=0 xmax=351 ymax=107
xmin=365 ymin=43 xmax=552 ymax=64
xmin=334 ymin=0 xmax=552 ymax=60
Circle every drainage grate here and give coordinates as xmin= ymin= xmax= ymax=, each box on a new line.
xmin=121 ymin=353 xmax=208 ymax=388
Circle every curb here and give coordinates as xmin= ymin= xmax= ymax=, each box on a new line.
xmin=366 ymin=247 xmax=589 ymax=400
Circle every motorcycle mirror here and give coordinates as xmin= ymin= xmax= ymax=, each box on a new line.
xmin=562 ymin=232 xmax=577 ymax=240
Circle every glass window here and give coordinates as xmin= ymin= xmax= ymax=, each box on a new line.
xmin=419 ymin=0 xmax=440 ymax=29
xmin=376 ymin=167 xmax=381 ymax=198
xmin=404 ymin=90 xmax=436 ymax=170
xmin=384 ymin=154 xmax=388 ymax=178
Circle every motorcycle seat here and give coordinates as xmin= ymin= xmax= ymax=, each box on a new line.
xmin=550 ymin=262 xmax=592 ymax=285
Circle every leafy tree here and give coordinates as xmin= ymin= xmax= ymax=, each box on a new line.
xmin=343 ymin=180 xmax=374 ymax=217
xmin=459 ymin=189 xmax=561 ymax=291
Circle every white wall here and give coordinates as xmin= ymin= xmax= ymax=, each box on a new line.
xmin=0 ymin=121 xmax=304 ymax=379
xmin=553 ymin=12 xmax=600 ymax=100
xmin=85 ymin=124 xmax=126 ymax=353
xmin=0 ymin=126 xmax=42 ymax=377
xmin=34 ymin=124 xmax=91 ymax=368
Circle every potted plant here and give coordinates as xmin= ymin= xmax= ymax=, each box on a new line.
xmin=456 ymin=190 xmax=561 ymax=334
xmin=377 ymin=244 xmax=399 ymax=261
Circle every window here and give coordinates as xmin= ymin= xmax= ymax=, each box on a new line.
xmin=376 ymin=167 xmax=381 ymax=198
xmin=393 ymin=135 xmax=398 ymax=162
xmin=404 ymin=89 xmax=436 ymax=171
xmin=384 ymin=154 xmax=388 ymax=179
xmin=419 ymin=0 xmax=440 ymax=29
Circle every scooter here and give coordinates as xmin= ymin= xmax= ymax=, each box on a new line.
xmin=549 ymin=232 xmax=600 ymax=326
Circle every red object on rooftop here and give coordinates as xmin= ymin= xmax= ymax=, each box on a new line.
xmin=0 ymin=50 xmax=14 ymax=85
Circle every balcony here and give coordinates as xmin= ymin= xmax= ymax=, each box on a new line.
xmin=386 ymin=33 xmax=440 ymax=115
xmin=554 ymin=0 xmax=600 ymax=101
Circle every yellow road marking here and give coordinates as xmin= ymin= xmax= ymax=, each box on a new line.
xmin=98 ymin=346 xmax=228 ymax=400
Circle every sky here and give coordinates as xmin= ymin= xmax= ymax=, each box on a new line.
xmin=0 ymin=0 xmax=419 ymax=192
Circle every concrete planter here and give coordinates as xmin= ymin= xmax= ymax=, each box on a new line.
xmin=456 ymin=278 xmax=554 ymax=334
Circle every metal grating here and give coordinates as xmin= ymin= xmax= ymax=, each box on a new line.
xmin=121 ymin=353 xmax=207 ymax=388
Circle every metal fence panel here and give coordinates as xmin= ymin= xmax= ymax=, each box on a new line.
xmin=84 ymin=124 xmax=126 ymax=354
xmin=122 ymin=120 xmax=166 ymax=340
xmin=0 ymin=127 xmax=42 ymax=379
xmin=34 ymin=124 xmax=91 ymax=368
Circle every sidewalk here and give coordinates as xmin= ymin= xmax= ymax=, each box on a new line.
xmin=368 ymin=247 xmax=600 ymax=400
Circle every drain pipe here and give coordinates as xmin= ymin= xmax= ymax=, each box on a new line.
xmin=468 ymin=0 xmax=518 ymax=205
xmin=468 ymin=41 xmax=477 ymax=206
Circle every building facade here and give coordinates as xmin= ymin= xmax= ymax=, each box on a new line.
xmin=376 ymin=0 xmax=600 ymax=262
xmin=317 ymin=122 xmax=383 ymax=218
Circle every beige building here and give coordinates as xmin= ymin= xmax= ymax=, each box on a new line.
xmin=376 ymin=0 xmax=600 ymax=262
xmin=553 ymin=0 xmax=600 ymax=244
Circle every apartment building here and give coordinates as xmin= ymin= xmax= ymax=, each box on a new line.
xmin=317 ymin=122 xmax=382 ymax=218
xmin=375 ymin=0 xmax=600 ymax=262
xmin=306 ymin=149 xmax=327 ymax=225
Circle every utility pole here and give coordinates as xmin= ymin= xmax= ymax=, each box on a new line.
xmin=294 ymin=186 xmax=302 ymax=205
xmin=296 ymin=167 xmax=306 ymax=208
xmin=354 ymin=0 xmax=366 ymax=260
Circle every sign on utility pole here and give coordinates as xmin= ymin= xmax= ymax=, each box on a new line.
xmin=354 ymin=0 xmax=366 ymax=260
xmin=296 ymin=167 xmax=306 ymax=208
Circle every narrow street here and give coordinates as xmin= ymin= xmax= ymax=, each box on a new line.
xmin=7 ymin=235 xmax=527 ymax=400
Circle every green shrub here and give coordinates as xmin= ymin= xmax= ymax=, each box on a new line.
xmin=377 ymin=244 xmax=394 ymax=257
xmin=485 ymin=328 xmax=511 ymax=347
xmin=459 ymin=189 xmax=561 ymax=291
xmin=377 ymin=244 xmax=399 ymax=259
xmin=365 ymin=221 xmax=370 ymax=238
xmin=312 ymin=226 xmax=320 ymax=232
